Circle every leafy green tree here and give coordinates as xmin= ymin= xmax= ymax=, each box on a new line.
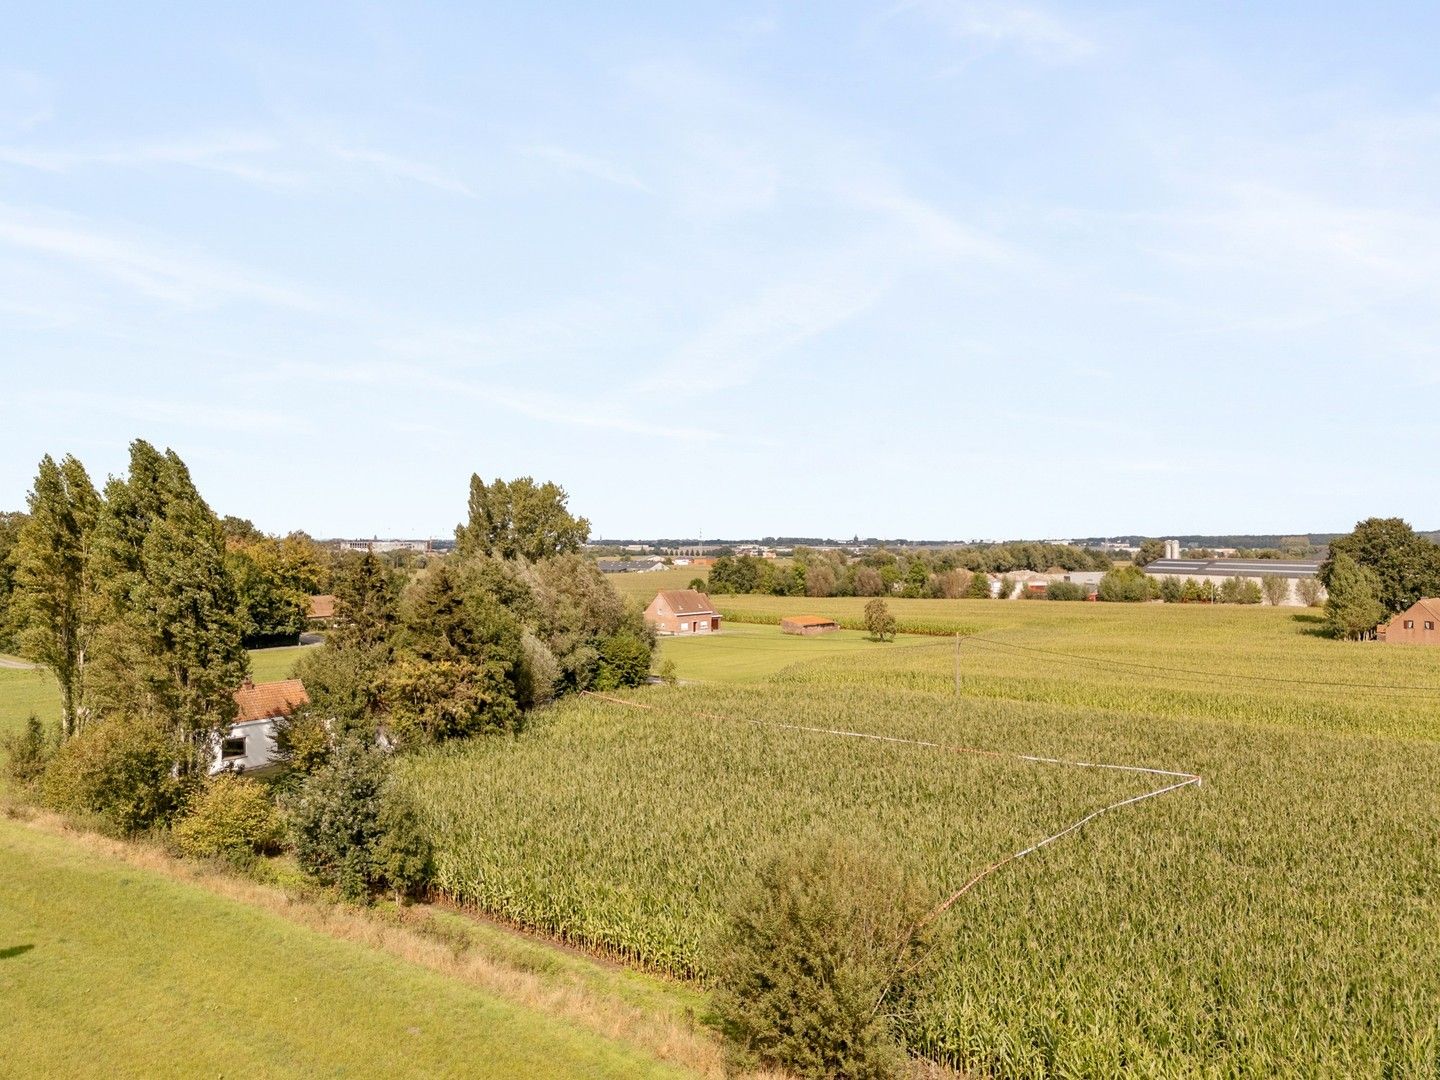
xmin=863 ymin=598 xmax=897 ymax=642
xmin=382 ymin=655 xmax=521 ymax=742
xmin=853 ymin=566 xmax=885 ymax=597
xmin=227 ymin=533 xmax=325 ymax=647
xmin=1324 ymin=553 xmax=1386 ymax=640
xmin=709 ymin=836 xmax=940 ymax=1079
xmin=1297 ymin=576 xmax=1325 ymax=607
xmin=965 ymin=571 xmax=992 ymax=599
xmin=0 ymin=510 xmax=28 ymax=651
xmin=595 ymin=628 xmax=653 ymax=690
xmin=455 ymin=475 xmax=590 ymax=561
xmin=11 ymin=455 xmax=101 ymax=737
xmin=1135 ymin=539 xmax=1166 ymax=567
xmin=1046 ymin=580 xmax=1087 ymax=601
xmin=1260 ymin=574 xmax=1291 ymax=606
xmin=1158 ymin=576 xmax=1184 ymax=603
xmin=290 ymin=738 xmax=432 ymax=900
xmin=1322 ymin=518 xmax=1440 ymax=614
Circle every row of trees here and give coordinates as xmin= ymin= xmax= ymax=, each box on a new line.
xmin=707 ymin=543 xmax=1110 ymax=600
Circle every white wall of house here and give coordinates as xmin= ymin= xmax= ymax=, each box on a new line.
xmin=209 ymin=717 xmax=281 ymax=775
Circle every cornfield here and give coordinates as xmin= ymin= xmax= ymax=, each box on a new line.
xmin=400 ymin=604 xmax=1440 ymax=1076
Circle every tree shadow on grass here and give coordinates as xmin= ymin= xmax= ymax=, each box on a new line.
xmin=1292 ymin=612 xmax=1334 ymax=639
xmin=0 ymin=945 xmax=35 ymax=960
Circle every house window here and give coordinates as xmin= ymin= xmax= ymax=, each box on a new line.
xmin=680 ymin=622 xmax=690 ymax=631
xmin=1404 ymin=620 xmax=1414 ymax=629
xmin=1426 ymin=621 xmax=1435 ymax=631
xmin=221 ymin=735 xmax=246 ymax=760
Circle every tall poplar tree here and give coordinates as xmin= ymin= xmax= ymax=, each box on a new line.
xmin=12 ymin=455 xmax=101 ymax=737
xmin=89 ymin=442 xmax=247 ymax=755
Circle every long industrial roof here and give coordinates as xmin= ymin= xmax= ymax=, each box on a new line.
xmin=1142 ymin=558 xmax=1322 ymax=579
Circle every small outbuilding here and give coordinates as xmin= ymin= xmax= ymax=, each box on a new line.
xmin=1377 ymin=598 xmax=1440 ymax=645
xmin=645 ymin=589 xmax=722 ymax=635
xmin=780 ymin=615 xmax=839 ymax=636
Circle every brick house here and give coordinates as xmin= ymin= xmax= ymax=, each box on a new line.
xmin=1377 ymin=598 xmax=1440 ymax=645
xmin=645 ymin=590 xmax=721 ymax=635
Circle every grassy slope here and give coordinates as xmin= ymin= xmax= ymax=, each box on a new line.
xmin=0 ymin=820 xmax=685 ymax=1080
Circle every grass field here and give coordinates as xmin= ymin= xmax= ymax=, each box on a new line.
xmin=0 ymin=644 xmax=312 ymax=746
xmin=405 ymin=601 xmax=1440 ymax=1076
xmin=658 ymin=621 xmax=938 ymax=682
xmin=0 ymin=817 xmax=687 ymax=1079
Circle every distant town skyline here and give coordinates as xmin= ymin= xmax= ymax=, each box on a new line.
xmin=4 ymin=4 xmax=1439 ymax=537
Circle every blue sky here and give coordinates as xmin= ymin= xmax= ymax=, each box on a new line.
xmin=3 ymin=3 xmax=1438 ymax=540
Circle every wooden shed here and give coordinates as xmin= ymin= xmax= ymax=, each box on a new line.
xmin=780 ymin=614 xmax=839 ymax=636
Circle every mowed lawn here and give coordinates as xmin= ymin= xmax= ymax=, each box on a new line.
xmin=0 ymin=820 xmax=685 ymax=1079
xmin=658 ymin=621 xmax=943 ymax=683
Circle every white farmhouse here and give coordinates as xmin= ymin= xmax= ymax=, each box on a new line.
xmin=211 ymin=677 xmax=309 ymax=775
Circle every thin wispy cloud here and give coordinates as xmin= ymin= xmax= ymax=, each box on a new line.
xmin=891 ymin=0 xmax=1095 ymax=62
xmin=0 ymin=206 xmax=334 ymax=312
xmin=522 ymin=144 xmax=652 ymax=193
xmin=327 ymin=143 xmax=476 ymax=197
xmin=0 ymin=133 xmax=303 ymax=186
xmin=16 ymin=390 xmax=299 ymax=434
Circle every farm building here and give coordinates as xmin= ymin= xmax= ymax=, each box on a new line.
xmin=1377 ymin=599 xmax=1440 ymax=644
xmin=645 ymin=589 xmax=721 ymax=635
xmin=1142 ymin=553 xmax=1324 ymax=606
xmin=780 ymin=614 xmax=839 ymax=635
xmin=211 ymin=677 xmax=309 ymax=775
xmin=596 ymin=558 xmax=666 ymax=574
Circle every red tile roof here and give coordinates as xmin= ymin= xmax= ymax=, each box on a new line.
xmin=656 ymin=589 xmax=718 ymax=615
xmin=233 ymin=678 xmax=309 ymax=724
xmin=307 ymin=594 xmax=337 ymax=619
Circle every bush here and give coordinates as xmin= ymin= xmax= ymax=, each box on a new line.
xmin=42 ymin=720 xmax=184 ymax=833
xmin=595 ymin=628 xmax=653 ymax=690
xmin=710 ymin=836 xmax=940 ymax=1079
xmin=2 ymin=714 xmax=54 ymax=788
xmin=272 ymin=705 xmax=333 ymax=777
xmin=381 ymin=655 xmax=521 ymax=744
xmin=174 ymin=774 xmax=284 ymax=862
xmin=1097 ymin=566 xmax=1157 ymax=602
xmin=1045 ymin=580 xmax=1087 ymax=601
xmin=289 ymin=739 xmax=431 ymax=900
xmin=1219 ymin=576 xmax=1263 ymax=605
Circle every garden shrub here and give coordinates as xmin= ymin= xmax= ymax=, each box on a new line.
xmin=174 ymin=773 xmax=284 ymax=862
xmin=289 ymin=738 xmax=432 ymax=900
xmin=594 ymin=628 xmax=652 ymax=690
xmin=710 ymin=835 xmax=940 ymax=1079
xmin=41 ymin=719 xmax=183 ymax=834
xmin=2 ymin=714 xmax=53 ymax=788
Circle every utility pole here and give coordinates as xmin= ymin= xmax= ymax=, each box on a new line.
xmin=954 ymin=632 xmax=961 ymax=696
